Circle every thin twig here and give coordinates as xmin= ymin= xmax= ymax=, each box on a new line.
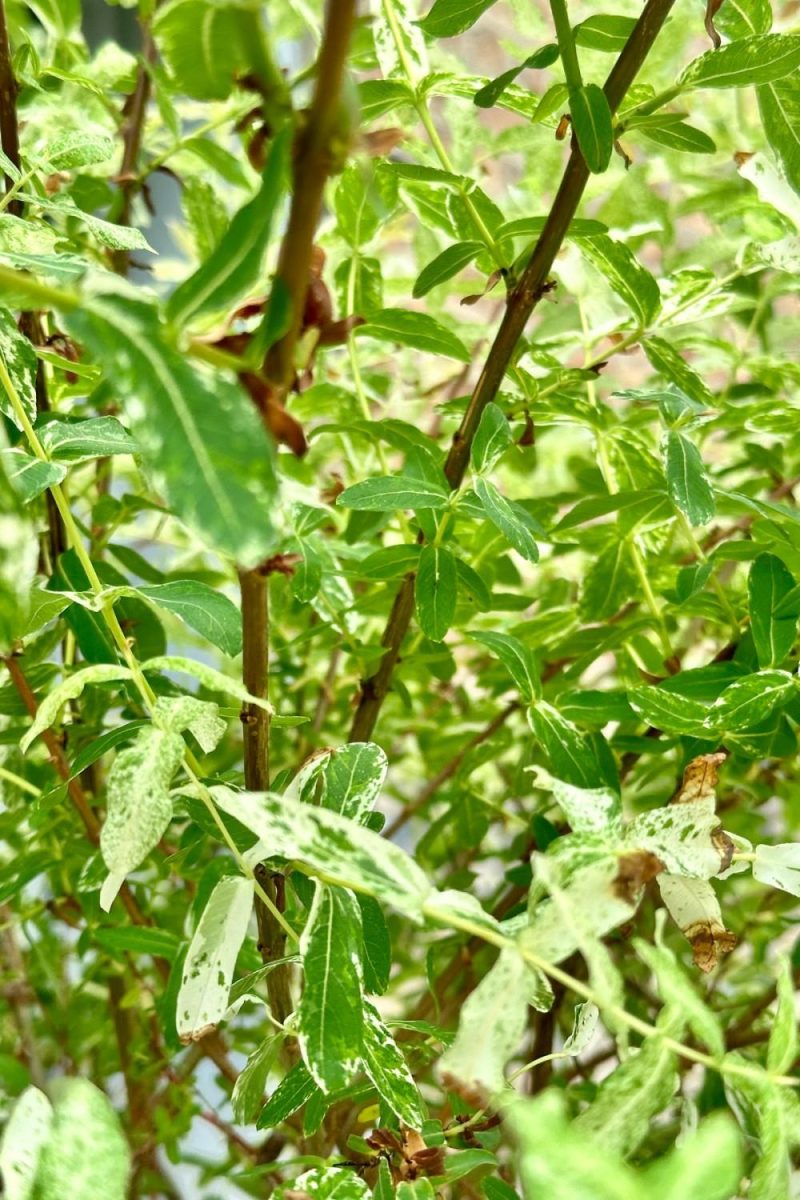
xmin=348 ymin=0 xmax=680 ymax=742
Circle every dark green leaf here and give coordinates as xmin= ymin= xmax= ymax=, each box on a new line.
xmin=471 ymin=630 xmax=539 ymax=700
xmin=570 ymin=84 xmax=614 ymax=175
xmin=338 ymin=475 xmax=450 ymax=512
xmin=681 ymin=34 xmax=800 ymax=89
xmin=664 ymin=431 xmax=716 ymax=525
xmin=418 ymin=0 xmax=499 ymax=38
xmin=749 ymin=554 xmax=797 ymax=668
xmin=413 ymin=241 xmax=483 ymax=298
xmin=474 ymin=478 xmax=539 ymax=562
xmin=573 ymin=15 xmax=637 ymax=52
xmin=470 ymin=402 xmax=513 ymax=474
xmin=415 ymin=545 xmax=458 ymax=641
xmin=580 ymin=235 xmax=661 ymax=325
xmin=356 ymin=309 xmax=470 ymax=362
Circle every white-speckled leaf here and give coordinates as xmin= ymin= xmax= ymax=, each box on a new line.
xmin=374 ymin=0 xmax=428 ymax=79
xmin=625 ymin=801 xmax=722 ymax=878
xmin=231 ymin=1035 xmax=280 ymax=1125
xmin=0 ymin=308 xmax=38 ymax=428
xmin=0 ymin=1086 xmax=53 ymax=1200
xmin=634 ymin=940 xmax=724 ymax=1056
xmin=154 ymin=694 xmax=227 ymax=754
xmin=210 ymin=787 xmax=432 ymax=919
xmin=298 ymin=883 xmax=364 ymax=1092
xmin=438 ymin=944 xmax=542 ymax=1101
xmin=319 ymin=742 xmax=388 ymax=822
xmin=20 ymin=663 xmax=132 ymax=753
xmin=99 ymin=726 xmax=184 ymax=910
xmin=532 ymin=768 xmax=622 ymax=836
xmin=33 ymin=1079 xmax=130 ymax=1200
xmin=753 ymin=842 xmax=800 ymax=897
xmin=562 ymin=1001 xmax=600 ymax=1055
xmin=658 ymin=874 xmax=735 ymax=973
xmin=362 ymin=1000 xmax=425 ymax=1128
xmin=273 ymin=1166 xmax=370 ymax=1199
xmin=177 ymin=874 xmax=255 ymax=1042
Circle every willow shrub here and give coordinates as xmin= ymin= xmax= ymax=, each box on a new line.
xmin=2 ymin=0 xmax=800 ymax=1196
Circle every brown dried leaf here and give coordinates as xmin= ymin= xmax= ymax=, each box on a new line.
xmin=361 ymin=127 xmax=406 ymax=157
xmin=671 ymin=752 xmax=726 ymax=806
xmin=686 ymin=920 xmax=737 ymax=973
xmin=613 ymin=849 xmax=665 ymax=903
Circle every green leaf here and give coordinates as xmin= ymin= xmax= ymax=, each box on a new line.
xmin=471 ymin=630 xmax=539 ymax=701
xmin=527 ymin=701 xmax=599 ymax=788
xmin=470 ymin=402 xmax=513 ymax=474
xmin=680 ymin=34 xmax=800 ymax=89
xmin=642 ymin=336 xmax=714 ymax=407
xmin=573 ymin=15 xmax=636 ymax=52
xmin=141 ymin=655 xmax=273 ymax=713
xmin=767 ymin=958 xmax=797 ymax=1074
xmin=628 ymin=685 xmax=710 ymax=734
xmin=64 ymin=292 xmax=278 ymax=567
xmin=337 ymin=475 xmax=449 ymax=512
xmin=44 ymin=131 xmax=115 ymax=170
xmin=257 ymin=1060 xmax=319 ymax=1130
xmin=415 ymin=544 xmax=457 ymax=641
xmin=708 ymin=670 xmax=795 ymax=731
xmin=33 ymin=1079 xmax=130 ymax=1200
xmin=0 ymin=1086 xmax=52 ymax=1200
xmin=413 ymin=240 xmax=483 ymax=298
xmin=637 ymin=120 xmax=717 ymax=154
xmin=99 ymin=725 xmax=185 ymax=911
xmin=20 ymin=663 xmax=132 ymax=754
xmin=532 ymin=768 xmax=622 ymax=836
xmin=38 ymin=416 xmax=138 ymax=462
xmin=1 ymin=448 xmax=66 ymax=502
xmin=642 ymin=1113 xmax=743 ymax=1200
xmin=298 ymin=884 xmax=364 ymax=1092
xmin=20 ymin=587 xmax=70 ymax=638
xmin=93 ymin=926 xmax=181 ymax=960
xmin=362 ymin=1000 xmax=425 ymax=1128
xmin=356 ymin=308 xmax=470 ymax=361
xmin=167 ymin=131 xmax=288 ymax=328
xmin=634 ymin=940 xmax=724 ymax=1055
xmin=210 ymin=788 xmax=432 ymax=919
xmin=580 ymin=235 xmax=661 ymax=326
xmin=580 ymin=541 xmax=637 ymax=622
xmin=749 ymin=553 xmax=797 ymax=668
xmin=758 ymin=77 xmax=800 ymax=195
xmin=418 ymin=0 xmax=499 ymax=38
xmin=0 ymin=309 xmax=38 ymax=429
xmin=570 ymin=84 xmax=614 ymax=175
xmin=664 ymin=431 xmax=715 ymax=525
xmin=131 ymin=581 xmax=242 ymax=657
xmin=315 ymin=742 xmax=388 ymax=823
xmin=176 ymin=875 xmax=255 ymax=1042
xmin=474 ymin=477 xmax=539 ymax=562
xmin=473 ymin=45 xmax=559 ymax=108
xmin=358 ymin=893 xmax=391 ymax=994
xmin=153 ymin=0 xmax=253 ymax=100
xmin=275 ymin=1167 xmax=370 ymax=1200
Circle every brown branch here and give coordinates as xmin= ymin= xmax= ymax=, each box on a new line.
xmin=348 ymin=0 xmax=680 ymax=744
xmin=0 ymin=0 xmax=20 ymax=202
xmin=110 ymin=28 xmax=157 ymax=274
xmin=0 ymin=902 xmax=46 ymax=1090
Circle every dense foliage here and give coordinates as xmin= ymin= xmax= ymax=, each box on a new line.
xmin=2 ymin=0 xmax=800 ymax=1196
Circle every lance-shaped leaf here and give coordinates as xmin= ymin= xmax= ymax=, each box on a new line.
xmin=0 ymin=307 xmax=37 ymax=428
xmin=658 ymin=875 xmax=735 ymax=972
xmin=642 ymin=335 xmax=714 ymax=407
xmin=355 ymin=308 xmax=470 ymax=362
xmin=642 ymin=1112 xmax=743 ymax=1200
xmin=1 ymin=448 xmax=66 ymax=502
xmin=38 ymin=416 xmax=138 ymax=462
xmin=758 ymin=77 xmax=800 ymax=196
xmin=167 ymin=131 xmax=288 ymax=328
xmin=210 ymin=787 xmax=432 ymax=919
xmin=438 ymin=944 xmax=548 ymax=1103
xmin=298 ymin=883 xmax=365 ymax=1092
xmin=419 ymin=0 xmax=499 ymax=38
xmin=707 ymin=669 xmax=795 ymax=732
xmin=319 ymin=742 xmax=388 ymax=822
xmin=629 ymin=685 xmax=710 ymax=735
xmin=680 ymin=33 xmax=800 ymax=89
xmin=64 ymin=291 xmax=277 ymax=568
xmin=574 ymin=1008 xmax=682 ymax=1157
xmin=413 ymin=240 xmax=483 ymax=297
xmin=749 ymin=554 xmax=798 ymax=668
xmin=141 ymin=656 xmax=273 ymax=713
xmin=20 ymin=663 xmax=132 ymax=753
xmin=257 ymin=1059 xmax=320 ymax=1130
xmin=153 ymin=0 xmax=254 ymax=100
xmin=579 ymin=235 xmax=661 ymax=326
xmin=33 ymin=1079 xmax=130 ymax=1200
xmin=634 ymin=940 xmax=724 ymax=1056
xmin=107 ymin=581 xmax=243 ymax=657
xmin=470 ymin=402 xmax=513 ymax=474
xmin=231 ymin=1036 xmax=281 ymax=1126
xmin=570 ymin=84 xmax=614 ymax=174
xmin=767 ymin=957 xmax=797 ymax=1074
xmin=153 ymin=694 xmax=227 ymax=755
xmin=337 ymin=475 xmax=449 ymax=512
xmin=415 ymin=544 xmax=457 ymax=641
xmin=471 ymin=629 xmax=540 ymax=701
xmin=99 ymin=726 xmax=185 ymax=912
xmin=663 ymin=430 xmax=715 ymax=525
xmin=527 ymin=701 xmax=599 ymax=789
xmin=362 ymin=1000 xmax=425 ymax=1128
xmin=274 ymin=1168 xmax=370 ymax=1200
xmin=0 ymin=1085 xmax=53 ymax=1200
xmin=177 ymin=874 xmax=255 ymax=1042
xmin=474 ymin=477 xmax=539 ymax=561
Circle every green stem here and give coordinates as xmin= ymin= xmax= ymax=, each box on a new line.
xmin=550 ymin=0 xmax=583 ymax=90
xmin=676 ymin=510 xmax=740 ymax=637
xmin=0 ymin=764 xmax=40 ymax=796
xmin=421 ymin=901 xmax=799 ymax=1090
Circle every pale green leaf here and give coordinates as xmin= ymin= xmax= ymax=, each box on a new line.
xmin=1 ymin=448 xmax=66 ymax=502
xmin=681 ymin=34 xmax=800 ymax=90
xmin=337 ymin=475 xmax=449 ymax=512
xmin=231 ymin=1036 xmax=280 ymax=1125
xmin=767 ymin=958 xmax=797 ymax=1074
xmin=634 ymin=940 xmax=724 ymax=1056
xmin=355 ymin=308 xmax=470 ymax=361
xmin=0 ymin=1086 xmax=53 ymax=1200
xmin=38 ymin=416 xmax=139 ymax=462
xmin=362 ymin=1000 xmax=425 ymax=1128
xmin=33 ymin=1079 xmax=130 ymax=1200
xmin=20 ymin=663 xmax=132 ymax=753
xmin=0 ymin=309 xmax=38 ymax=428
xmin=580 ymin=235 xmax=661 ymax=326
xmin=753 ymin=842 xmax=800 ymax=897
